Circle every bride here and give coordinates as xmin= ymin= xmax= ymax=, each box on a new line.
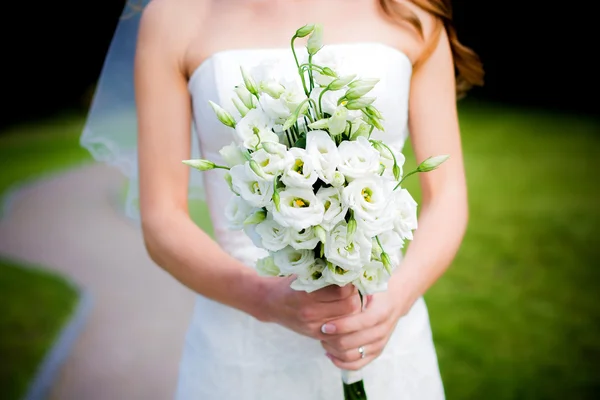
xmin=84 ymin=0 xmax=483 ymax=398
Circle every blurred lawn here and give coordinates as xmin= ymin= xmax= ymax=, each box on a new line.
xmin=0 ymin=113 xmax=91 ymax=399
xmin=416 ymin=102 xmax=600 ymax=399
xmin=0 ymin=103 xmax=598 ymax=399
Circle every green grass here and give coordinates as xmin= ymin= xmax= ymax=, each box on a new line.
xmin=0 ymin=113 xmax=91 ymax=197
xmin=0 ymin=260 xmax=79 ymax=400
xmin=418 ymin=102 xmax=600 ymax=399
xmin=0 ymin=113 xmax=91 ymax=399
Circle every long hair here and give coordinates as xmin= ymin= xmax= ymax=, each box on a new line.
xmin=378 ymin=0 xmax=484 ymax=98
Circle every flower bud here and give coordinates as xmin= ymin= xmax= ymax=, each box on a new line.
xmin=347 ymin=218 xmax=357 ymax=242
xmin=295 ymin=24 xmax=315 ymax=38
xmin=365 ymin=105 xmax=383 ymax=120
xmin=260 ymin=81 xmax=286 ymax=99
xmin=308 ymin=118 xmax=329 ymax=130
xmin=182 ymin=159 xmax=216 ymax=171
xmin=244 ymin=209 xmax=267 ymax=225
xmin=331 ymin=171 xmax=345 ymax=187
xmin=327 ymin=74 xmax=356 ymax=91
xmin=306 ymin=24 xmax=323 ymax=55
xmin=261 ymin=141 xmax=286 ymax=156
xmin=381 ymin=252 xmax=393 ymax=275
xmin=232 ymin=97 xmax=249 ymax=117
xmin=350 ymin=122 xmax=371 ymax=140
xmin=345 ymin=97 xmax=375 ymax=110
xmin=224 ymin=172 xmax=235 ymax=193
xmin=344 ymin=79 xmax=379 ymax=100
xmin=235 ymin=85 xmax=255 ymax=109
xmin=249 ymin=160 xmax=269 ymax=180
xmin=348 ymin=78 xmax=379 ymax=89
xmin=240 ymin=66 xmax=258 ymax=95
xmin=314 ymin=225 xmax=327 ymax=244
xmin=417 ymin=155 xmax=450 ymax=172
xmin=209 ymin=101 xmax=236 ymax=128
xmin=393 ymin=163 xmax=402 ymax=180
xmin=328 ymin=106 xmax=348 ymax=136
xmin=272 ymin=190 xmax=281 ymax=211
xmin=320 ymin=67 xmax=337 ymax=77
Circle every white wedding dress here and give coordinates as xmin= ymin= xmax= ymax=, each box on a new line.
xmin=176 ymin=42 xmax=445 ymax=400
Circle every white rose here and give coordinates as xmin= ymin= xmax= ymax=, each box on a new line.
xmin=271 ymin=187 xmax=324 ymax=231
xmin=235 ymin=108 xmax=279 ymax=150
xmin=323 ymin=262 xmax=362 ymax=286
xmin=219 ymin=142 xmax=248 ymax=168
xmin=289 ymin=226 xmax=320 ymax=250
xmin=353 ymin=260 xmax=389 ymax=295
xmin=355 ymin=212 xmax=394 ymax=238
xmin=342 ymin=175 xmax=390 ymax=223
xmin=290 ymin=259 xmax=331 ymax=292
xmin=224 ymin=195 xmax=257 ymax=230
xmin=281 ymin=147 xmax=319 ymax=188
xmin=305 ymin=130 xmax=341 ymax=184
xmin=250 ymin=148 xmax=289 ymax=178
xmin=391 ymin=188 xmax=418 ymax=240
xmin=254 ymin=218 xmax=292 ymax=252
xmin=324 ymin=222 xmax=372 ymax=271
xmin=337 ymin=136 xmax=381 ymax=181
xmin=256 ymin=255 xmax=281 ymax=277
xmin=316 ymin=186 xmax=348 ymax=231
xmin=229 ymin=163 xmax=274 ymax=208
xmin=273 ymin=246 xmax=316 ymax=276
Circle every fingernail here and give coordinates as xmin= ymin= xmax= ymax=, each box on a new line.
xmin=321 ymin=323 xmax=336 ymax=334
xmin=325 ymin=352 xmax=334 ymax=360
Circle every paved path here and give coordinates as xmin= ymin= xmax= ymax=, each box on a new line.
xmin=0 ymin=164 xmax=196 ymax=400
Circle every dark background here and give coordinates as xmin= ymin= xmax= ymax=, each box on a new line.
xmin=1 ymin=1 xmax=597 ymax=130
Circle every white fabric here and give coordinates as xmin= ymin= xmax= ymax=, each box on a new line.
xmin=176 ymin=43 xmax=445 ymax=399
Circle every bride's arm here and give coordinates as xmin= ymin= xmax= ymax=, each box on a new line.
xmin=134 ymin=1 xmax=360 ymax=333
xmin=134 ymin=2 xmax=268 ymax=320
xmin=320 ymin=26 xmax=468 ymax=369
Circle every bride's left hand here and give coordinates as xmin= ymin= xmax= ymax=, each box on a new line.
xmin=319 ymin=289 xmax=414 ymax=371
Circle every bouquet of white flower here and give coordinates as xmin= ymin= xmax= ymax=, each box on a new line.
xmin=183 ymin=23 xmax=448 ymax=400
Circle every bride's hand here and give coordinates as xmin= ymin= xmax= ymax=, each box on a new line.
xmin=262 ymin=277 xmax=362 ymax=339
xmin=319 ymin=290 xmax=413 ymax=371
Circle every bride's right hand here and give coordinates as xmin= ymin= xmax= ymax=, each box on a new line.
xmin=261 ymin=276 xmax=362 ymax=339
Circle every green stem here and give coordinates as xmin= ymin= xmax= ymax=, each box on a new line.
xmin=291 ymin=35 xmax=309 ymax=96
xmin=300 ymin=63 xmax=326 ymax=73
xmin=394 ymin=169 xmax=419 ymax=190
xmin=318 ymin=87 xmax=330 ymax=118
xmin=308 ymin=54 xmax=315 ymax=92
xmin=343 ymin=381 xmax=368 ymax=400
xmin=371 ymin=140 xmax=398 ymax=170
xmin=213 ymin=165 xmax=231 ymax=170
xmin=368 ymin=125 xmax=374 ymax=139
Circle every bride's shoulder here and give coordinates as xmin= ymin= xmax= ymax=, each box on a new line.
xmin=383 ymin=0 xmax=446 ymax=63
xmin=138 ymin=0 xmax=209 ymax=43
xmin=137 ymin=0 xmax=209 ymax=64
